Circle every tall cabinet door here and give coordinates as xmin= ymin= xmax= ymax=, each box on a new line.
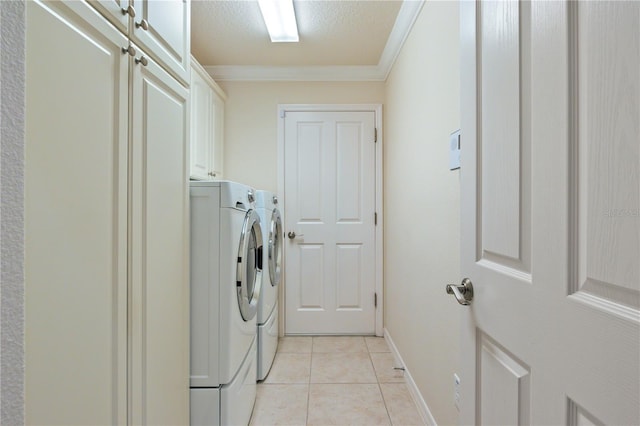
xmin=211 ymin=88 xmax=225 ymax=178
xmin=190 ymin=64 xmax=214 ymax=180
xmin=25 ymin=1 xmax=128 ymax=424
xmin=131 ymin=0 xmax=190 ymax=85
xmin=129 ymin=49 xmax=190 ymax=426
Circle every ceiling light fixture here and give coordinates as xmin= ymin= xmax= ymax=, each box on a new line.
xmin=258 ymin=0 xmax=299 ymax=43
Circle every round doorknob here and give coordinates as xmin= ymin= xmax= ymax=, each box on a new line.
xmin=287 ymin=231 xmax=296 ymax=239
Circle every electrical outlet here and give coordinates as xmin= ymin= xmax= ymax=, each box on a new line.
xmin=454 ymin=373 xmax=461 ymax=410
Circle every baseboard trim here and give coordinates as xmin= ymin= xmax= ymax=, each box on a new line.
xmin=384 ymin=328 xmax=438 ymax=426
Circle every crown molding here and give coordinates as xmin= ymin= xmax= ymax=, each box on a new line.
xmin=378 ymin=0 xmax=425 ymax=80
xmin=204 ymin=65 xmax=385 ymax=82
xmin=206 ymin=0 xmax=425 ymax=82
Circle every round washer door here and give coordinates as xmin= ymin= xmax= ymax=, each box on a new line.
xmin=236 ymin=209 xmax=263 ymax=321
xmin=268 ymin=208 xmax=283 ymax=287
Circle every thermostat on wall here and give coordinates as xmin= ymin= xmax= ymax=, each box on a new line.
xmin=449 ymin=130 xmax=461 ymax=170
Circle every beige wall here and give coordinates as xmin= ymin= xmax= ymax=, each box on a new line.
xmin=218 ymin=81 xmax=385 ymax=192
xmin=384 ymin=1 xmax=461 ymax=425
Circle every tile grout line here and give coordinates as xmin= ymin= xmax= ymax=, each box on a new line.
xmin=305 ymin=337 xmax=314 ymax=425
xmin=369 ymin=340 xmax=394 ymax=426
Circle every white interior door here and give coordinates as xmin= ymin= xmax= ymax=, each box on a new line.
xmin=284 ymin=110 xmax=377 ymax=334
xmin=458 ymin=1 xmax=639 ymax=424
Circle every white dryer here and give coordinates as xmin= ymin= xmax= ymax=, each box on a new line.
xmin=190 ymin=181 xmax=263 ymax=426
xmin=255 ymin=190 xmax=283 ymax=380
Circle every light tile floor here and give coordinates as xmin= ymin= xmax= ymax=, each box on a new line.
xmin=250 ymin=336 xmax=425 ymax=426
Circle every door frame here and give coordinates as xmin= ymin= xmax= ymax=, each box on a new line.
xmin=277 ymin=104 xmax=384 ymax=337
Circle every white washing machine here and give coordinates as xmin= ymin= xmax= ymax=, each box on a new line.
xmin=255 ymin=190 xmax=283 ymax=381
xmin=190 ymin=181 xmax=263 ymax=426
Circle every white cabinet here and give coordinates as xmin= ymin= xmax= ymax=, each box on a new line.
xmin=211 ymin=80 xmax=225 ymax=177
xmin=129 ymin=51 xmax=189 ymax=425
xmin=131 ymin=0 xmax=190 ymax=85
xmin=89 ymin=0 xmax=190 ymax=85
xmin=190 ymin=57 xmax=226 ymax=180
xmin=190 ymin=60 xmax=213 ymax=180
xmin=26 ymin=3 xmax=128 ymax=423
xmin=25 ymin=1 xmax=189 ymax=424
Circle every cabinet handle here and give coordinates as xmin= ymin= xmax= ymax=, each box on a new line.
xmin=135 ymin=19 xmax=149 ymax=31
xmin=208 ymin=172 xmax=216 ymax=177
xmin=135 ymin=56 xmax=149 ymax=67
xmin=121 ymin=5 xmax=136 ymax=18
xmin=122 ymin=45 xmax=136 ymax=57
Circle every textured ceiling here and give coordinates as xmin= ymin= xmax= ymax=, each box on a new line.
xmin=191 ymin=0 xmax=403 ymax=67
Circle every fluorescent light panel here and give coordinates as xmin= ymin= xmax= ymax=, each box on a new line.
xmin=258 ymin=0 xmax=299 ymax=42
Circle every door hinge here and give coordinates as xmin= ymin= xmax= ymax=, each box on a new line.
xmin=374 ymin=212 xmax=377 ymax=225
xmin=374 ymin=292 xmax=377 ymax=308
xmin=374 ymin=128 xmax=378 ymax=143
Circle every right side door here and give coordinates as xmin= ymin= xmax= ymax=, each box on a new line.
xmin=458 ymin=1 xmax=639 ymax=424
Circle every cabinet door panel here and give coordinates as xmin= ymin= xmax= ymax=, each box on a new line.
xmin=87 ymin=0 xmax=130 ymax=34
xmin=25 ymin=1 xmax=128 ymax=424
xmin=130 ymin=50 xmax=190 ymax=425
xmin=131 ymin=0 xmax=190 ymax=85
xmin=190 ymin=65 xmax=213 ymax=180
xmin=211 ymin=89 xmax=225 ymax=178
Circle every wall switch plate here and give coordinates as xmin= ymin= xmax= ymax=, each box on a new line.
xmin=454 ymin=373 xmax=461 ymax=410
xmin=449 ymin=130 xmax=461 ymax=170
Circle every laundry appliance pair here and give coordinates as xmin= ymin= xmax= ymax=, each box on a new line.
xmin=189 ymin=181 xmax=283 ymax=425
xmin=189 ymin=180 xmax=262 ymax=425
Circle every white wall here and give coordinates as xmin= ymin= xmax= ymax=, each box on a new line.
xmin=0 ymin=1 xmax=26 ymax=424
xmin=218 ymin=81 xmax=385 ymax=192
xmin=384 ymin=2 xmax=461 ymax=425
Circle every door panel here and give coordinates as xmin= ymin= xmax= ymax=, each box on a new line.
xmin=131 ymin=0 xmax=190 ymax=85
xmin=336 ymin=123 xmax=364 ymax=222
xmin=480 ymin=0 xmax=522 ymax=260
xmin=478 ymin=334 xmax=530 ymax=426
xmin=336 ymin=244 xmax=363 ymax=308
xmin=297 ymin=122 xmax=324 ymax=222
xmin=190 ymin=64 xmax=213 ymax=180
xmin=478 ymin=0 xmax=532 ymax=277
xmin=460 ymin=1 xmax=639 ymax=424
xmin=284 ymin=111 xmax=376 ymax=334
xmin=573 ymin=1 xmax=640 ymax=308
xmin=299 ymin=245 xmax=324 ymax=308
xmin=25 ymin=1 xmax=128 ymax=424
xmin=130 ymin=51 xmax=189 ymax=425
